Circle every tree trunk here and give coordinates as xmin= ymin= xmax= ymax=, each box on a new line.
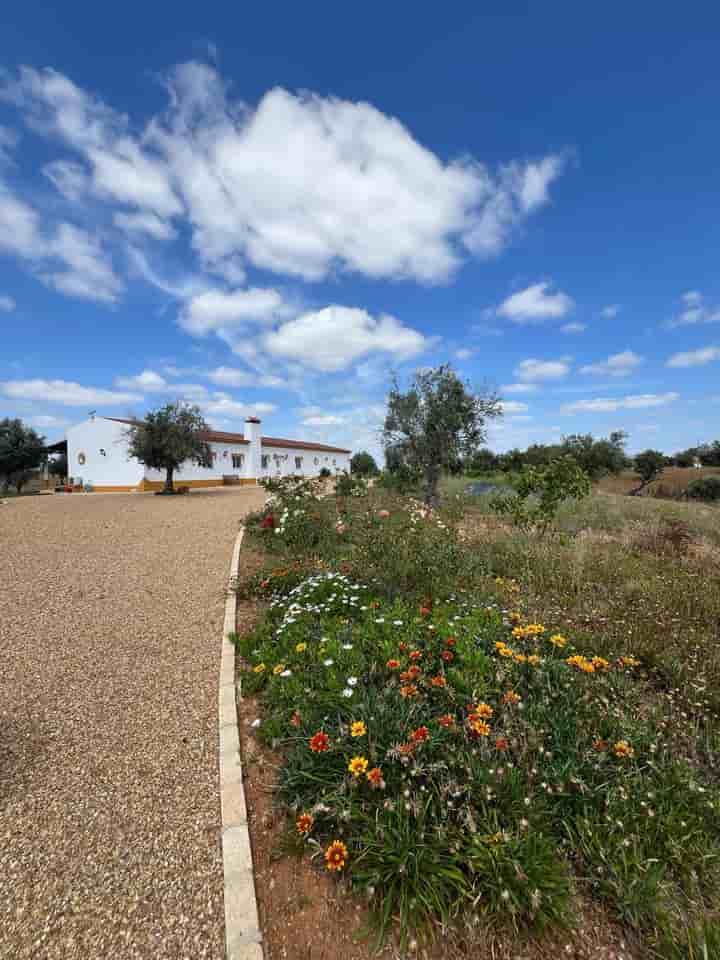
xmin=164 ymin=466 xmax=174 ymax=493
xmin=423 ymin=464 xmax=440 ymax=507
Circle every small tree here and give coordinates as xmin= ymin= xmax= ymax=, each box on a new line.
xmin=383 ymin=365 xmax=501 ymax=506
xmin=490 ymin=456 xmax=591 ymax=533
xmin=350 ymin=451 xmax=378 ymax=476
xmin=631 ymin=449 xmax=665 ymax=495
xmin=125 ymin=402 xmax=213 ymax=494
xmin=0 ymin=418 xmax=46 ymax=493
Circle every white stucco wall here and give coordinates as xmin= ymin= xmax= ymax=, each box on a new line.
xmin=259 ymin=444 xmax=350 ymax=478
xmin=143 ymin=440 xmax=251 ymax=482
xmin=66 ymin=418 xmax=144 ymax=488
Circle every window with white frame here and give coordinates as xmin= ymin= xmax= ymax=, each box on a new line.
xmin=261 ymin=454 xmax=269 ymax=469
xmin=231 ymin=453 xmax=244 ymax=469
xmin=295 ymin=456 xmax=303 ymax=470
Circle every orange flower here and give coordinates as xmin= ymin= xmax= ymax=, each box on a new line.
xmin=386 ymin=658 xmax=401 ymax=669
xmin=290 ymin=711 xmax=302 ymax=728
xmin=473 ymin=702 xmax=494 ymax=719
xmin=409 ymin=650 xmax=423 ymax=662
xmin=400 ymin=683 xmax=419 ymax=699
xmin=398 ymin=742 xmax=416 ymax=756
xmin=348 ymin=755 xmax=369 ymax=777
xmin=410 ymin=725 xmax=429 ymax=743
xmin=400 ymin=665 xmax=422 ymax=682
xmin=445 ymin=636 xmax=456 ymax=647
xmin=398 ymin=642 xmax=408 ymax=652
xmin=309 ymin=731 xmax=329 ymax=753
xmin=420 ymin=606 xmax=432 ymax=618
xmin=495 ymin=737 xmax=509 ymax=752
xmin=441 ymin=650 xmax=454 ymax=663
xmin=431 ymin=675 xmax=447 ymax=688
xmin=366 ymin=766 xmax=385 ymax=788
xmin=593 ymin=739 xmax=609 ymax=752
xmin=325 ymin=840 xmax=348 ymax=871
xmin=350 ymin=720 xmax=367 ymax=738
xmin=296 ymin=812 xmax=314 ymax=834
xmin=437 ymin=713 xmax=455 ymax=728
xmin=613 ymin=740 xmax=634 ymax=759
xmin=527 ymin=654 xmax=541 ymax=666
xmin=508 ymin=611 xmax=523 ymax=625
xmin=469 ymin=717 xmax=491 ymax=737
xmin=502 ymin=690 xmax=521 ymax=706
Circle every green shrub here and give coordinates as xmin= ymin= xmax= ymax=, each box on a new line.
xmin=490 ymin=456 xmax=591 ymax=533
xmin=334 ymin=471 xmax=368 ymax=498
xmin=686 ymin=476 xmax=720 ymax=502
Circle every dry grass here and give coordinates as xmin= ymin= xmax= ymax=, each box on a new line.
xmin=595 ymin=466 xmax=720 ymax=497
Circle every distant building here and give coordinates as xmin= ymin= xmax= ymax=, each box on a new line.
xmin=62 ymin=415 xmax=351 ymax=492
xmin=692 ymin=456 xmax=702 ymax=469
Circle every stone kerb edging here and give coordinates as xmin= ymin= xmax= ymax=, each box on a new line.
xmin=219 ymin=525 xmax=263 ymax=959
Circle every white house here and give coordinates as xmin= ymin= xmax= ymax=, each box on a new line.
xmin=64 ymin=415 xmax=351 ymax=492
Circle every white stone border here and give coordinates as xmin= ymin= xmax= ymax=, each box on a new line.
xmin=219 ymin=525 xmax=264 ymax=959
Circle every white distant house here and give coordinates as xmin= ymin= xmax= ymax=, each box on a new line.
xmin=64 ymin=415 xmax=351 ymax=492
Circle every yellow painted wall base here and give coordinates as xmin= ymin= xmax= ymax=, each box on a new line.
xmin=90 ymin=484 xmax=140 ymax=493
xmin=137 ymin=477 xmax=258 ymax=492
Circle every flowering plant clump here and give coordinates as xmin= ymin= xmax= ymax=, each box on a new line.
xmin=238 ymin=493 xmax=720 ymax=952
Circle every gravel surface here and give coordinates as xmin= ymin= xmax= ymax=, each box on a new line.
xmin=0 ymin=487 xmax=265 ymax=959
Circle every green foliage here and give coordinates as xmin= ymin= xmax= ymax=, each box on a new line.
xmin=466 ymin=447 xmax=499 ymax=474
xmin=383 ymin=364 xmax=501 ymax=505
xmin=334 ymin=471 xmax=368 ymax=498
xmin=0 ymin=417 xmax=45 ymax=492
xmin=686 ymin=476 xmax=720 ymax=502
xmin=125 ymin=402 xmax=212 ymax=492
xmin=350 ymin=450 xmax=378 ymax=476
xmin=48 ymin=452 xmax=67 ymax=478
xmin=376 ymin=463 xmax=421 ymax=494
xmin=255 ymin=475 xmax=339 ymax=555
xmin=562 ymin=430 xmax=629 ymax=479
xmin=490 ymin=456 xmax=592 ymax=532
xmin=633 ymin=449 xmax=666 ymax=491
xmin=319 ymin=466 xmax=332 ymax=478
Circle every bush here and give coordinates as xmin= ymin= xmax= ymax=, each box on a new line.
xmin=319 ymin=467 xmax=332 ymax=478
xmin=334 ymin=471 xmax=368 ymax=498
xmin=376 ymin=464 xmax=421 ymax=495
xmin=254 ymin=475 xmax=338 ymax=555
xmin=490 ymin=456 xmax=591 ymax=533
xmin=686 ymin=476 xmax=720 ymax=502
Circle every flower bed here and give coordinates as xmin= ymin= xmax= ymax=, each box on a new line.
xmin=234 ymin=484 xmax=720 ymax=957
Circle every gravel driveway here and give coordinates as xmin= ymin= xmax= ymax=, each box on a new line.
xmin=0 ymin=487 xmax=266 ymax=959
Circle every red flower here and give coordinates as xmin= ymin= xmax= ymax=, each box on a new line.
xmin=386 ymin=658 xmax=401 ymax=670
xmin=431 ymin=675 xmax=447 ymax=688
xmin=398 ymin=642 xmax=408 ymax=652
xmin=445 ymin=636 xmax=456 ymax=647
xmin=398 ymin=742 xmax=416 ymax=756
xmin=309 ymin=731 xmax=330 ymax=753
xmin=260 ymin=513 xmax=276 ymax=529
xmin=494 ymin=737 xmax=509 ymax=752
xmin=290 ymin=711 xmax=302 ymax=728
xmin=409 ymin=650 xmax=423 ymax=662
xmin=410 ymin=725 xmax=429 ymax=743
xmin=420 ymin=606 xmax=432 ymax=618
xmin=366 ymin=766 xmax=385 ymax=788
xmin=437 ymin=713 xmax=455 ymax=728
xmin=441 ymin=650 xmax=454 ymax=663
xmin=399 ymin=683 xmax=419 ymax=699
xmin=400 ymin=666 xmax=422 ymax=682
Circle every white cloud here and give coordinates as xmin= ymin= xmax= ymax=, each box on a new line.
xmin=666 ymin=346 xmax=720 ymax=368
xmin=198 ymin=392 xmax=277 ymax=420
xmin=666 ymin=291 xmax=720 ymax=328
xmin=114 ymin=369 xmax=169 ymax=391
xmin=207 ymin=365 xmax=286 ymax=389
xmin=499 ymin=400 xmax=529 ymax=415
xmin=514 ymin=358 xmax=571 ymax=381
xmin=0 ymin=294 xmax=15 ymax=311
xmin=113 ymin=211 xmax=176 ymax=240
xmin=301 ymin=413 xmax=346 ymax=427
xmin=497 ymin=282 xmax=574 ymax=324
xmin=0 ymin=378 xmax=142 ymax=406
xmin=3 ymin=63 xmax=565 ymax=285
xmin=179 ymin=287 xmax=288 ymax=335
xmin=0 ymin=124 xmax=19 ymax=164
xmin=560 ymin=322 xmax=586 ymax=334
xmin=29 ymin=414 xmax=69 ymax=428
xmin=561 ymin=392 xmax=679 ymax=414
xmin=579 ymin=350 xmax=643 ymax=377
xmin=501 ymin=382 xmax=538 ymax=394
xmin=601 ymin=304 xmax=620 ymax=318
xmin=455 ymin=347 xmax=474 ymax=360
xmin=263 ymin=305 xmax=429 ymax=372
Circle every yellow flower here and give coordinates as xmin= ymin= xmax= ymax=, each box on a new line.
xmin=613 ymin=740 xmax=634 ymax=759
xmin=591 ymin=656 xmax=610 ymax=671
xmin=619 ymin=656 xmax=641 ymax=668
xmin=295 ymin=642 xmax=307 ymax=653
xmin=527 ymin=654 xmax=542 ymax=666
xmin=325 ymin=839 xmax=348 ymax=871
xmin=469 ymin=717 xmax=491 ymax=737
xmin=514 ymin=653 xmax=528 ymax=664
xmin=495 ymin=642 xmax=515 ymax=658
xmin=253 ymin=663 xmax=266 ymax=673
xmin=273 ymin=663 xmax=285 ymax=675
xmin=548 ymin=634 xmax=567 ymax=648
xmin=348 ymin=755 xmax=369 ymax=778
xmin=350 ymin=720 xmax=367 ymax=738
xmin=474 ymin=702 xmax=494 ymax=719
xmin=566 ymin=655 xmax=595 ymax=674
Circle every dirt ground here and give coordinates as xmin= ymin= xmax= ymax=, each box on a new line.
xmin=1 ymin=486 xmax=265 ymax=959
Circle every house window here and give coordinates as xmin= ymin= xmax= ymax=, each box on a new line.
xmin=332 ymin=458 xmax=336 ymax=466
xmin=261 ymin=454 xmax=269 ymax=469
xmin=232 ymin=454 xmax=244 ymax=469
xmin=314 ymin=456 xmax=319 ymax=465
xmin=295 ymin=456 xmax=303 ymax=470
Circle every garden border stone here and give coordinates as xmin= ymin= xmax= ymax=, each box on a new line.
xmin=219 ymin=525 xmax=263 ymax=960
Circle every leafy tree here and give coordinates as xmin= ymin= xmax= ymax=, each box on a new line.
xmin=0 ymin=418 xmax=45 ymax=493
xmin=125 ymin=402 xmax=213 ymax=494
xmin=490 ymin=456 xmax=591 ymax=533
xmin=383 ymin=365 xmax=501 ymax=505
xmin=631 ymin=449 xmax=666 ymax=495
xmin=48 ymin=453 xmax=68 ymax=479
xmin=467 ymin=448 xmax=498 ymax=474
xmin=561 ymin=430 xmax=628 ymax=479
xmin=350 ymin=450 xmax=379 ymax=476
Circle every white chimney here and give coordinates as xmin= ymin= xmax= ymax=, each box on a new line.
xmin=245 ymin=416 xmax=262 ymax=480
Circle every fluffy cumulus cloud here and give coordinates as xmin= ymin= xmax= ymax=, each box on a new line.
xmin=28 ymin=414 xmax=70 ymax=428
xmin=0 ymin=293 xmax=15 ymax=311
xmin=207 ymin=366 xmax=286 ymax=389
xmin=496 ymin=282 xmax=574 ymax=324
xmin=666 ymin=346 xmax=720 ymax=368
xmin=666 ymin=291 xmax=720 ymax=328
xmin=1 ymin=62 xmax=566 ymax=290
xmin=501 ymin=382 xmax=538 ymax=394
xmin=561 ymin=393 xmax=679 ymax=414
xmin=579 ymin=350 xmax=643 ymax=377
xmin=499 ymin=400 xmax=529 ymax=415
xmin=0 ymin=378 xmax=142 ymax=406
xmin=514 ymin=358 xmax=571 ymax=381
xmin=197 ymin=392 xmax=276 ymax=420
xmin=262 ymin=305 xmax=429 ymax=372
xmin=178 ymin=287 xmax=288 ymax=335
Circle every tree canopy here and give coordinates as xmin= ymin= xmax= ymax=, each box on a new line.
xmin=0 ymin=418 xmax=46 ymax=493
xmin=632 ymin=449 xmax=666 ymax=494
xmin=383 ymin=365 xmax=501 ymax=504
xmin=350 ymin=451 xmax=379 ymax=476
xmin=125 ymin=402 xmax=213 ymax=493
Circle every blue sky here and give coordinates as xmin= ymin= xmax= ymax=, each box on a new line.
xmin=1 ymin=2 xmax=718 ymax=457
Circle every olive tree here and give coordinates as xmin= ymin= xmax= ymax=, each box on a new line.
xmin=0 ymin=418 xmax=45 ymax=493
xmin=631 ymin=449 xmax=666 ymax=495
xmin=383 ymin=365 xmax=501 ymax=506
xmin=350 ymin=450 xmax=379 ymax=476
xmin=125 ymin=402 xmax=213 ymax=494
